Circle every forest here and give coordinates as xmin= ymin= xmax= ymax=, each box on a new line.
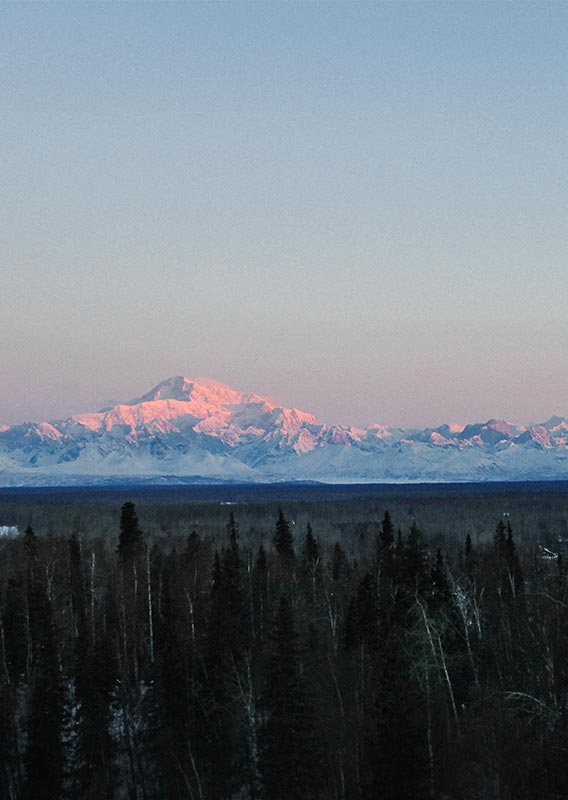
xmin=1 ymin=485 xmax=568 ymax=800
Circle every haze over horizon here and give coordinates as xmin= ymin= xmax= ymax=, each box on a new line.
xmin=2 ymin=3 xmax=567 ymax=429
xmin=1 ymin=371 xmax=566 ymax=434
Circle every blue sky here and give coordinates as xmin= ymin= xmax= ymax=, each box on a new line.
xmin=1 ymin=2 xmax=567 ymax=427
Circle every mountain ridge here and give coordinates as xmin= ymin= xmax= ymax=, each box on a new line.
xmin=0 ymin=375 xmax=566 ymax=486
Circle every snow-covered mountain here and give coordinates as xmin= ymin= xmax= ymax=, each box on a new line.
xmin=0 ymin=375 xmax=567 ymax=486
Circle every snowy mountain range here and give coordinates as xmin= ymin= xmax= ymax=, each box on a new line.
xmin=1 ymin=375 xmax=567 ymax=486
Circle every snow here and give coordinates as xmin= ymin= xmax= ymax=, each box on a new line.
xmin=0 ymin=375 xmax=567 ymax=485
xmin=35 ymin=422 xmax=64 ymax=440
xmin=431 ymin=432 xmax=451 ymax=445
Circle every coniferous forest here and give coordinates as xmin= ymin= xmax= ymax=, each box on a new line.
xmin=1 ymin=487 xmax=568 ymax=799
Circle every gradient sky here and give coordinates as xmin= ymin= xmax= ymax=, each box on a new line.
xmin=1 ymin=2 xmax=567 ymax=428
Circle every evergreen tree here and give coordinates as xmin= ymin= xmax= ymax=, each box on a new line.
xmin=0 ymin=676 xmax=20 ymax=800
xmin=303 ymin=523 xmax=320 ymax=565
xmin=355 ymin=573 xmax=379 ymax=648
xmin=402 ymin=521 xmax=429 ymax=597
xmin=23 ymin=524 xmax=38 ymax=596
xmin=3 ymin=576 xmax=27 ymax=682
xmin=68 ymin=531 xmax=85 ymax=620
xmin=117 ymin=501 xmax=143 ymax=565
xmin=2 ymin=487 xmax=568 ymax=800
xmin=69 ymin=537 xmax=115 ymax=798
xmin=430 ymin=549 xmax=452 ymax=609
xmin=221 ymin=535 xmax=249 ymax=656
xmin=23 ymin=524 xmax=38 ymax=565
xmin=302 ymin=524 xmax=321 ymax=604
xmin=396 ymin=528 xmax=404 ymax=552
xmin=369 ymin=642 xmax=432 ymax=800
xmin=186 ymin=529 xmax=201 ymax=559
xmin=343 ymin=595 xmax=359 ymax=653
xmin=274 ymin=509 xmax=295 ymax=559
xmin=253 ymin=543 xmax=269 ymax=647
xmin=363 ymin=553 xmax=432 ymax=800
xmin=23 ymin=587 xmax=64 ymax=800
xmin=116 ymin=502 xmax=145 ymax=684
xmin=205 ymin=540 xmax=250 ymax=798
xmin=505 ymin=520 xmax=524 ymax=600
xmin=156 ymin=567 xmax=196 ymax=798
xmin=331 ymin=542 xmax=349 ymax=583
xmin=256 ymin=541 xmax=267 ymax=573
xmin=74 ymin=631 xmax=115 ymax=798
xmin=227 ymin=511 xmax=239 ymax=550
xmin=493 ymin=519 xmax=507 ymax=553
xmin=493 ymin=519 xmax=524 ymax=599
xmin=380 ymin=510 xmax=395 ymax=549
xmin=260 ymin=595 xmax=320 ymax=800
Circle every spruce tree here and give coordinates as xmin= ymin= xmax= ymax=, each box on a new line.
xmin=256 ymin=541 xmax=267 ymax=573
xmin=369 ymin=644 xmax=432 ymax=800
xmin=402 ymin=521 xmax=429 ymax=597
xmin=117 ymin=501 xmax=143 ymax=564
xmin=396 ymin=528 xmax=404 ymax=552
xmin=253 ymin=543 xmax=269 ymax=647
xmin=23 ymin=587 xmax=64 ymax=800
xmin=506 ymin=520 xmax=515 ymax=559
xmin=364 ymin=559 xmax=432 ymax=800
xmin=23 ymin=524 xmax=38 ymax=564
xmin=303 ymin=523 xmax=320 ymax=565
xmin=221 ymin=532 xmax=249 ymax=656
xmin=343 ymin=595 xmax=359 ymax=652
xmin=493 ymin=519 xmax=507 ymax=553
xmin=205 ymin=540 xmax=249 ymax=799
xmin=0 ymin=676 xmax=20 ymax=800
xmin=68 ymin=531 xmax=85 ymax=620
xmin=380 ymin=510 xmax=395 ymax=549
xmin=355 ymin=573 xmax=379 ymax=648
xmin=116 ymin=501 xmax=144 ymax=684
xmin=260 ymin=595 xmax=320 ymax=800
xmin=156 ymin=567 xmax=195 ymax=798
xmin=74 ymin=629 xmax=115 ymax=798
xmin=331 ymin=542 xmax=348 ymax=583
xmin=302 ymin=524 xmax=321 ymax=604
xmin=186 ymin=529 xmax=201 ymax=559
xmin=227 ymin=511 xmax=239 ymax=551
xmin=274 ymin=509 xmax=295 ymax=559
xmin=430 ymin=549 xmax=452 ymax=609
xmin=376 ymin=511 xmax=397 ymax=591
xmin=505 ymin=520 xmax=524 ymax=600
xmin=3 ymin=576 xmax=26 ymax=682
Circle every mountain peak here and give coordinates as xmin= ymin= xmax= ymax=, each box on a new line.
xmin=128 ymin=375 xmax=272 ymax=413
xmin=129 ymin=376 xmax=194 ymax=404
xmin=129 ymin=375 xmax=241 ymax=404
xmin=0 ymin=374 xmax=567 ymax=486
xmin=543 ymin=415 xmax=568 ymax=430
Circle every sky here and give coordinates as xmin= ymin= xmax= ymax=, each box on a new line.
xmin=1 ymin=1 xmax=567 ymax=429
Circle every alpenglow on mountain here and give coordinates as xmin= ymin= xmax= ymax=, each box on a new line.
xmin=1 ymin=375 xmax=567 ymax=485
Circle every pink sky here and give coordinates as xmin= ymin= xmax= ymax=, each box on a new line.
xmin=2 ymin=4 xmax=567 ymax=428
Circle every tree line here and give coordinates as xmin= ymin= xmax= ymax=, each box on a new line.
xmin=1 ymin=502 xmax=568 ymax=799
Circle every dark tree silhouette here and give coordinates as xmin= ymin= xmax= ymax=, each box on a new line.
xmin=117 ymin=501 xmax=143 ymax=564
xmin=274 ymin=509 xmax=295 ymax=559
xmin=23 ymin=588 xmax=64 ymax=800
xmin=303 ymin=523 xmax=320 ymax=565
xmin=260 ymin=595 xmax=320 ymax=800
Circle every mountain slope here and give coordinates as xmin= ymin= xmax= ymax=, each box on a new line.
xmin=0 ymin=376 xmax=566 ymax=485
